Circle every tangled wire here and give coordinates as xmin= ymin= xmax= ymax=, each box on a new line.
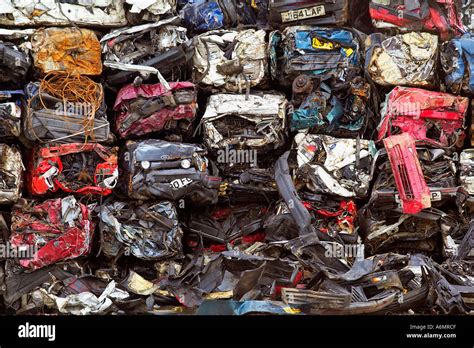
xmin=38 ymin=72 xmax=104 ymax=143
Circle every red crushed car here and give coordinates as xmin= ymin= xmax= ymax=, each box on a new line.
xmin=29 ymin=143 xmax=118 ymax=196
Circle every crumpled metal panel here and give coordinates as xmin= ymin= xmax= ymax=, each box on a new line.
xmin=113 ymin=82 xmax=197 ymax=139
xmin=193 ymin=29 xmax=267 ymax=92
xmin=377 ymin=87 xmax=468 ymax=148
xmin=9 ymin=196 xmax=94 ymax=271
xmin=23 ymin=81 xmax=110 ymax=143
xmin=30 ymin=143 xmax=118 ymax=196
xmin=294 ymin=134 xmax=376 ymax=198
xmin=369 ymin=0 xmax=464 ymax=41
xmin=268 ymin=0 xmax=349 ymax=28
xmin=365 ymin=32 xmax=438 ymax=87
xmin=100 ymin=17 xmax=193 ymax=85
xmin=99 ymin=200 xmax=183 ymax=260
xmin=441 ymin=33 xmax=474 ymax=95
xmin=0 ymin=90 xmax=22 ymax=138
xmin=270 ymin=26 xmax=360 ymax=87
xmin=180 ymin=0 xmax=257 ymax=32
xmin=119 ymin=139 xmax=221 ymax=204
xmin=0 ymin=0 xmax=127 ymax=27
xmin=202 ymin=93 xmax=287 ymax=154
xmin=31 ymin=27 xmax=102 ymax=76
xmin=0 ymin=144 xmax=23 ymax=204
xmin=383 ymin=133 xmax=431 ymax=215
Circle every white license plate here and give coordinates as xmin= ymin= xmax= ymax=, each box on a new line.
xmin=281 ymin=5 xmax=326 ymax=23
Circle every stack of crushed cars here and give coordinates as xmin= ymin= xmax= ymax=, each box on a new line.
xmin=0 ymin=0 xmax=472 ymax=316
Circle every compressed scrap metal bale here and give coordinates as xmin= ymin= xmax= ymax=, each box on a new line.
xmin=180 ymin=0 xmax=258 ymax=32
xmin=9 ymin=196 xmax=94 ymax=271
xmin=294 ymin=133 xmax=376 ymax=198
xmin=369 ymin=0 xmax=464 ymax=41
xmin=30 ymin=143 xmax=118 ymax=196
xmin=0 ymin=41 xmax=30 ymax=86
xmin=119 ymin=139 xmax=222 ymax=204
xmin=0 ymin=0 xmax=127 ymax=27
xmin=23 ymin=77 xmax=110 ymax=143
xmin=100 ymin=17 xmax=193 ymax=85
xmin=202 ymin=93 xmax=287 ymax=155
xmin=99 ymin=200 xmax=183 ymax=260
xmin=377 ymin=87 xmax=468 ymax=148
xmin=125 ymin=0 xmax=176 ymax=24
xmin=113 ymin=81 xmax=197 ymax=140
xmin=31 ymin=28 xmax=102 ymax=76
xmin=269 ymin=26 xmax=361 ymax=88
xmin=441 ymin=33 xmax=474 ymax=95
xmin=289 ymin=74 xmax=371 ymax=137
xmin=268 ymin=0 xmax=349 ymax=28
xmin=192 ymin=29 xmax=268 ymax=92
xmin=365 ymin=32 xmax=438 ymax=88
xmin=0 ymin=144 xmax=23 ymax=204
xmin=0 ymin=90 xmax=22 ymax=139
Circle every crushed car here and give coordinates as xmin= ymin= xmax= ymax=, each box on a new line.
xmin=100 ymin=17 xmax=194 ymax=85
xmin=118 ymin=139 xmax=222 ymax=205
xmin=99 ymin=199 xmax=183 ymax=260
xmin=441 ymin=33 xmax=474 ymax=95
xmin=192 ymin=29 xmax=268 ymax=92
xmin=23 ymin=73 xmax=111 ymax=143
xmin=0 ymin=90 xmax=22 ymax=139
xmin=377 ymin=87 xmax=468 ymax=148
xmin=113 ymin=81 xmax=197 ymax=140
xmin=0 ymin=144 xmax=23 ymax=204
xmin=29 ymin=143 xmax=118 ymax=196
xmin=365 ymin=32 xmax=439 ymax=88
xmin=292 ymin=133 xmax=376 ymax=199
xmin=269 ymin=26 xmax=361 ymax=88
xmin=0 ymin=0 xmax=127 ymax=27
xmin=9 ymin=196 xmax=94 ymax=271
xmin=369 ymin=0 xmax=464 ymax=41
xmin=179 ymin=0 xmax=258 ymax=32
xmin=31 ymin=27 xmax=102 ymax=76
